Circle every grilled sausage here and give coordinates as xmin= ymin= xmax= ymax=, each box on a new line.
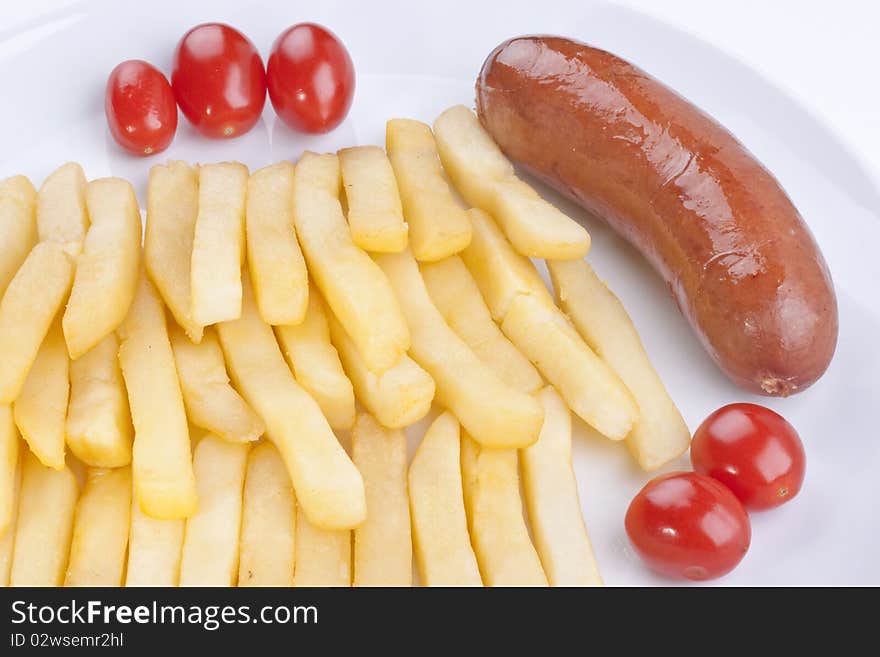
xmin=476 ymin=36 xmax=837 ymax=396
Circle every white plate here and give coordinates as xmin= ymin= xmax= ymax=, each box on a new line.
xmin=1 ymin=0 xmax=878 ymax=586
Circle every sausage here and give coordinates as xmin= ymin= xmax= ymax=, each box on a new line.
xmin=476 ymin=36 xmax=837 ymax=396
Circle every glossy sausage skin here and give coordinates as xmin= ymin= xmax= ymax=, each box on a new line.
xmin=476 ymin=36 xmax=837 ymax=396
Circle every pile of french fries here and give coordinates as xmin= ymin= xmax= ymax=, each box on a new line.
xmin=0 ymin=105 xmax=690 ymax=588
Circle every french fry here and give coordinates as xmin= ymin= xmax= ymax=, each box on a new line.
xmin=0 ymin=241 xmax=73 ymax=403
xmin=246 ymin=162 xmax=308 ymax=325
xmin=179 ymin=436 xmax=249 ymax=586
xmin=275 ymin=285 xmax=355 ymax=430
xmin=66 ymin=333 xmax=133 ymax=468
xmin=460 ymin=432 xmax=548 ymax=587
xmin=64 ymin=467 xmax=132 ymax=586
xmin=352 ymin=414 xmax=411 ymax=587
xmin=522 ymin=387 xmax=602 ymax=586
xmin=338 ymin=146 xmax=408 ymax=253
xmin=0 ymin=407 xmax=18 ymax=534
xmin=460 ymin=209 xmax=639 ymax=440
xmin=217 ymin=273 xmax=366 ymax=530
xmin=36 ymin=162 xmax=89 ymax=257
xmin=238 ymin=442 xmax=296 ymax=587
xmin=294 ymin=512 xmax=350 ymax=587
xmin=385 ymin=119 xmax=472 ymax=261
xmin=548 ymin=259 xmax=691 ymax=470
xmin=373 ymin=249 xmax=543 ymax=448
xmin=63 ymin=178 xmax=141 ymax=359
xmin=421 ymin=255 xmax=542 ymax=393
xmin=190 ymin=162 xmax=249 ymax=326
xmin=0 ymin=442 xmax=20 ymax=586
xmin=13 ymin=319 xmax=68 ymax=469
xmin=292 ymin=152 xmax=409 ymax=373
xmin=0 ymin=175 xmax=37 ymax=295
xmin=501 ymin=293 xmax=638 ymax=441
xmin=460 ymin=208 xmax=554 ymax=320
xmin=408 ymin=412 xmax=481 ymax=587
xmin=170 ymin=325 xmax=264 ymax=443
xmin=10 ymin=451 xmax=79 ymax=586
xmin=328 ymin=312 xmax=434 ymax=429
xmin=145 ymin=161 xmax=203 ymax=342
xmin=125 ymin=500 xmax=184 ymax=587
xmin=434 ymin=106 xmax=590 ymax=259
xmin=118 ymin=272 xmax=197 ymax=520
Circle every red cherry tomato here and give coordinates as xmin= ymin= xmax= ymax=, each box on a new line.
xmin=267 ymin=23 xmax=355 ymax=134
xmin=105 ymin=60 xmax=177 ymax=156
xmin=691 ymin=403 xmax=806 ymax=511
xmin=171 ymin=23 xmax=266 ymax=138
xmin=625 ymin=472 xmax=751 ymax=581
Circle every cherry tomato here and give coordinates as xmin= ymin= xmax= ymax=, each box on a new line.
xmin=105 ymin=60 xmax=177 ymax=156
xmin=691 ymin=403 xmax=806 ymax=511
xmin=625 ymin=472 xmax=751 ymax=581
xmin=267 ymin=23 xmax=355 ymax=134
xmin=172 ymin=23 xmax=266 ymax=138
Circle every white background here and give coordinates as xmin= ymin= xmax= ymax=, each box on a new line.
xmin=0 ymin=0 xmax=877 ymax=586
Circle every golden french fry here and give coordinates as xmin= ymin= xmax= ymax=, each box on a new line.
xmin=374 ymin=249 xmax=543 ymax=448
xmin=434 ymin=106 xmax=590 ymax=259
xmin=501 ymin=293 xmax=638 ymax=441
xmin=408 ymin=412 xmax=481 ymax=587
xmin=460 ymin=209 xmax=638 ymax=439
xmin=246 ymin=162 xmax=308 ymax=325
xmin=0 ymin=441 xmax=21 ymax=586
xmin=145 ymin=161 xmax=203 ymax=342
xmin=338 ymin=146 xmax=408 ymax=253
xmin=118 ymin=272 xmax=197 ymax=520
xmin=217 ymin=273 xmax=366 ymax=531
xmin=13 ymin=319 xmax=68 ymax=469
xmin=328 ymin=312 xmax=434 ymax=429
xmin=275 ymin=285 xmax=355 ymax=430
xmin=171 ymin=325 xmax=264 ymax=443
xmin=125 ymin=500 xmax=184 ymax=587
xmin=460 ymin=432 xmax=547 ymax=587
xmin=0 ymin=242 xmax=73 ymax=404
xmin=64 ymin=467 xmax=132 ymax=586
xmin=548 ymin=258 xmax=691 ymax=470
xmin=10 ymin=451 xmax=79 ymax=586
xmin=36 ymin=162 xmax=89 ymax=256
xmin=386 ymin=119 xmax=472 ymax=261
xmin=0 ymin=175 xmax=37 ymax=295
xmin=0 ymin=407 xmax=18 ymax=534
xmin=66 ymin=333 xmax=133 ymax=468
xmin=522 ymin=387 xmax=602 ymax=586
xmin=294 ymin=512 xmax=350 ymax=587
xmin=421 ymin=255 xmax=542 ymax=393
xmin=238 ymin=441 xmax=296 ymax=587
xmin=460 ymin=207 xmax=554 ymax=320
xmin=351 ymin=414 xmax=411 ymax=586
xmin=190 ymin=162 xmax=249 ymax=326
xmin=63 ymin=178 xmax=141 ymax=359
xmin=292 ymin=152 xmax=410 ymax=373
xmin=179 ymin=436 xmax=249 ymax=586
